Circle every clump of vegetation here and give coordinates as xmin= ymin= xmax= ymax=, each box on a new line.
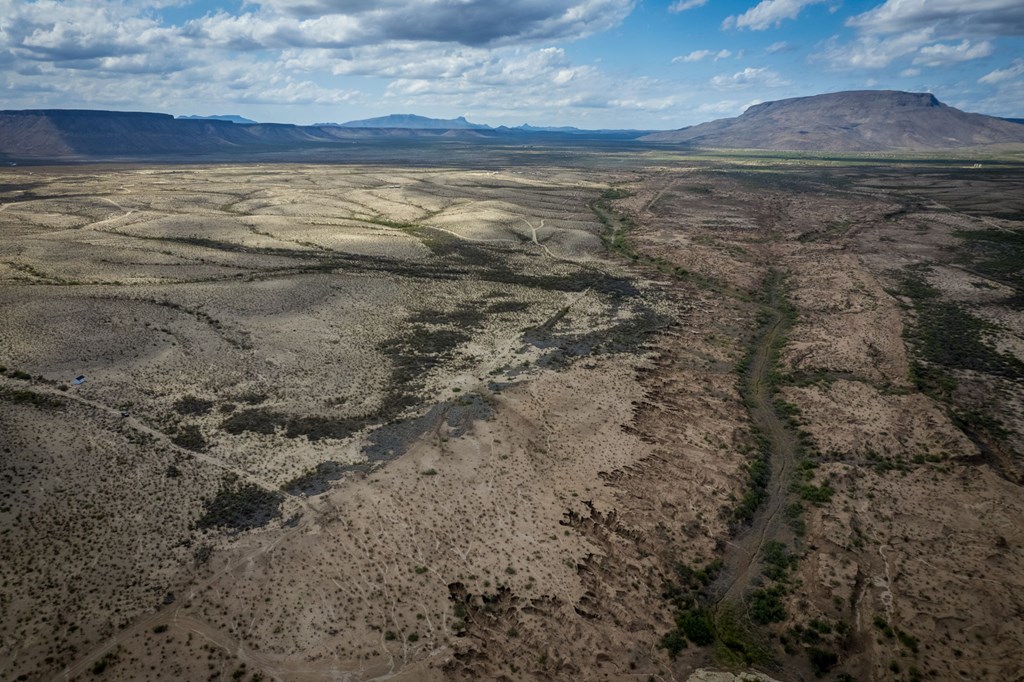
xmin=197 ymin=474 xmax=283 ymax=531
xmin=658 ymin=560 xmax=728 ymax=657
xmin=193 ymin=544 xmax=213 ymax=564
xmin=173 ymin=395 xmax=213 ymax=415
xmin=896 ymin=627 xmax=919 ymax=653
xmin=734 ymin=442 xmax=770 ymax=524
xmin=746 ymin=541 xmax=796 ymax=624
xmin=0 ymin=387 xmax=64 ymax=409
xmin=795 ymin=482 xmax=835 ymax=505
xmin=677 ymin=608 xmax=715 ymax=646
xmin=953 ymin=228 xmax=1024 ymax=292
xmin=282 ymin=461 xmax=350 ymax=496
xmin=807 ymin=646 xmax=839 ymax=677
xmin=898 ymin=267 xmax=1024 ymax=396
xmin=782 ymin=618 xmax=850 ymax=677
xmin=762 ymin=540 xmax=796 ymax=581
xmin=171 ymin=424 xmax=208 ymax=452
xmin=284 ymin=415 xmax=364 ymax=442
xmin=220 ymin=407 xmax=365 ymax=443
xmin=220 ymin=407 xmax=284 ymax=435
xmin=90 ymin=650 xmax=118 ymax=675
xmin=486 ymin=300 xmax=531 ymax=314
xmin=712 ymin=604 xmax=774 ymax=666
xmin=749 ymin=585 xmax=787 ymax=624
xmin=601 ymin=187 xmax=633 ymax=201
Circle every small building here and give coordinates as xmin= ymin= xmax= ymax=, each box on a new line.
xmin=72 ymin=375 xmax=86 ymax=385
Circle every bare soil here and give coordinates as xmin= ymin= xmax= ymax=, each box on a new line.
xmin=1 ymin=156 xmax=1022 ymax=682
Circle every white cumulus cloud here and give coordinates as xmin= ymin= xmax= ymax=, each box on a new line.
xmin=913 ymin=39 xmax=993 ymax=67
xmin=723 ymin=0 xmax=826 ymax=31
xmin=847 ymin=0 xmax=1024 ymax=36
xmin=668 ymin=0 xmax=707 ymax=12
xmin=819 ymin=27 xmax=934 ymax=69
xmin=711 ymin=66 xmax=788 ymax=88
xmin=980 ymin=58 xmax=1024 ymax=84
xmin=673 ymin=48 xmax=731 ymax=63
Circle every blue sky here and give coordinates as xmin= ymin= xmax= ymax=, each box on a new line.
xmin=1 ymin=0 xmax=1022 ymax=128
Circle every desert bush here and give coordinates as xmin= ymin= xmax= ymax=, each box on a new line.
xmin=748 ymin=586 xmax=786 ymax=624
xmin=172 ymin=424 xmax=208 ymax=452
xmin=807 ymin=647 xmax=838 ymax=677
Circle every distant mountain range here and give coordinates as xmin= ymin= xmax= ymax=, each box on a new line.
xmin=320 ymin=114 xmax=641 ymax=135
xmin=0 ymin=109 xmax=647 ymax=160
xmin=320 ymin=114 xmax=490 ymax=129
xmin=1 ymin=92 xmax=1022 ymax=161
xmin=641 ymin=91 xmax=1024 ymax=151
xmin=177 ymin=114 xmax=258 ymax=124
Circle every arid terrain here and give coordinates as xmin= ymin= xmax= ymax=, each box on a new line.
xmin=1 ymin=151 xmax=1022 ymax=682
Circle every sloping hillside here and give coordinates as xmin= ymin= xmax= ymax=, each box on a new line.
xmin=0 ymin=110 xmax=341 ymax=158
xmin=642 ymin=91 xmax=1024 ymax=151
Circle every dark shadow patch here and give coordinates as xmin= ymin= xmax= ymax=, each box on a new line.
xmin=524 ymin=306 xmax=672 ymax=369
xmin=284 ymin=415 xmax=365 ymax=442
xmin=282 ymin=461 xmax=365 ymax=496
xmin=486 ymin=300 xmax=531 ymax=314
xmin=0 ymin=388 xmax=65 ymax=409
xmin=173 ymin=396 xmax=213 ymax=416
xmin=197 ymin=474 xmax=283 ymax=532
xmin=363 ymin=403 xmax=447 ymax=462
xmin=446 ymin=393 xmax=494 ymax=438
xmin=220 ymin=407 xmax=285 ymax=435
xmin=171 ymin=424 xmax=208 ymax=452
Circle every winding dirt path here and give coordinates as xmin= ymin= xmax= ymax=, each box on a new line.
xmin=47 ymin=510 xmax=316 ymax=682
xmin=714 ymin=270 xmax=799 ymax=606
xmin=2 ymin=377 xmax=339 ymax=681
xmin=1 ymin=377 xmax=289 ymax=496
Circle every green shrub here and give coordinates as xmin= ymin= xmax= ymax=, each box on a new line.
xmin=896 ymin=628 xmax=919 ymax=653
xmin=659 ymin=629 xmax=687 ymax=657
xmin=678 ymin=608 xmax=715 ymax=646
xmin=748 ymin=586 xmax=786 ymax=624
xmin=808 ymin=647 xmax=838 ymax=677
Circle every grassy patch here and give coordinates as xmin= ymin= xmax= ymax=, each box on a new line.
xmin=712 ymin=603 xmax=774 ymax=666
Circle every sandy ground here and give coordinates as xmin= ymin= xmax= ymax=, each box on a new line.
xmin=1 ymin=159 xmax=1023 ymax=682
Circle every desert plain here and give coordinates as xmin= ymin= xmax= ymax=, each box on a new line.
xmin=1 ymin=149 xmax=1023 ymax=682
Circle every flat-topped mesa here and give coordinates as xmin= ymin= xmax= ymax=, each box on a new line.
xmin=642 ymin=90 xmax=1024 ymax=151
xmin=743 ymin=90 xmax=941 ymax=116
